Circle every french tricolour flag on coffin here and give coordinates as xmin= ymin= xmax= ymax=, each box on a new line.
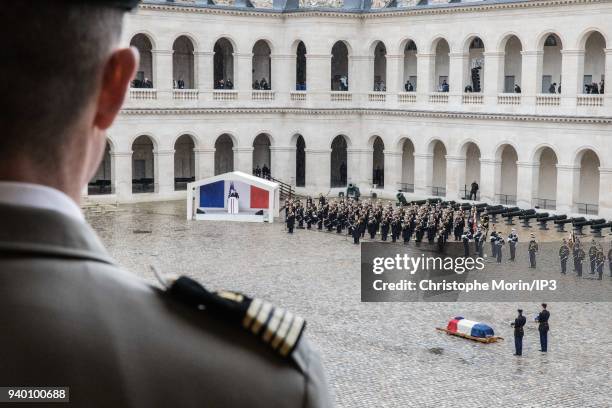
xmin=447 ymin=317 xmax=495 ymax=338
xmin=199 ymin=180 xmax=269 ymax=210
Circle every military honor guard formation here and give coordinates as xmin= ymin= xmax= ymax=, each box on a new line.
xmin=284 ymin=195 xmax=612 ymax=279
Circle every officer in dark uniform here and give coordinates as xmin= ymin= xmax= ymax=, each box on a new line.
xmin=507 ymin=229 xmax=518 ymax=261
xmin=528 ymin=233 xmax=539 ymax=268
xmin=286 ymin=210 xmax=296 ymax=233
xmin=380 ymin=218 xmax=390 ymax=241
xmin=589 ymin=240 xmax=598 ymax=274
xmin=0 ymin=3 xmax=331 ymax=406
xmin=559 ymin=239 xmax=570 ymax=274
xmin=511 ymin=309 xmax=527 ymax=356
xmin=535 ymin=303 xmax=550 ymax=352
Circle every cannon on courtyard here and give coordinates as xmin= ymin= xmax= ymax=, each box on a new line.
xmin=516 ymin=210 xmax=544 ymax=228
xmin=554 ymin=217 xmax=583 ymax=233
xmin=396 ymin=192 xmax=409 ymax=207
xmin=591 ymin=221 xmax=612 ymax=238
xmin=504 ymin=208 xmax=528 ymax=225
xmin=538 ymin=214 xmax=566 ymax=230
xmin=346 ymin=184 xmax=361 ymax=201
xmin=485 ymin=205 xmax=507 ymax=223
xmin=573 ymin=218 xmax=605 ymax=236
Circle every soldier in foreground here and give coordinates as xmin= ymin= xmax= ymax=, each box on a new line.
xmin=0 ymin=2 xmax=331 ymax=407
xmin=535 ymin=304 xmax=550 ymax=352
xmin=511 ymin=309 xmax=527 ymax=356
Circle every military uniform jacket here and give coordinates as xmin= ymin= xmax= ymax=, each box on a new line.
xmin=0 ymin=204 xmax=331 ymax=408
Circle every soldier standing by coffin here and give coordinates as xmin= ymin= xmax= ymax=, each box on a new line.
xmin=559 ymin=239 xmax=570 ymax=274
xmin=528 ymin=233 xmax=539 ymax=268
xmin=535 ymin=303 xmax=550 ymax=352
xmin=511 ymin=309 xmax=527 ymax=356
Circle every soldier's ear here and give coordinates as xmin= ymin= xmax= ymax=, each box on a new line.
xmin=94 ymin=47 xmax=139 ymax=130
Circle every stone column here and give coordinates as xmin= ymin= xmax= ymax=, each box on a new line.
xmin=195 ymin=51 xmax=213 ymax=96
xmin=305 ymin=53 xmax=331 ymax=104
xmin=271 ymin=54 xmax=293 ymax=104
xmin=445 ymin=155 xmax=466 ymax=201
xmin=416 ymin=53 xmax=435 ymax=103
xmin=194 ymin=147 xmax=215 ymax=180
xmin=233 ymin=147 xmax=254 ymax=174
xmin=516 ymin=161 xmax=540 ymax=209
xmin=350 ymin=55 xmax=372 ymax=103
xmin=520 ymin=50 xmax=542 ymax=107
xmin=560 ymin=49 xmax=583 ymax=107
xmin=154 ymin=149 xmax=175 ymax=194
xmin=604 ymin=49 xmax=612 ymax=109
xmin=555 ymin=164 xmax=580 ymax=214
xmin=386 ymin=54 xmax=403 ymax=95
xmin=152 ymin=49 xmax=173 ymax=100
xmin=483 ymin=51 xmax=504 ymax=105
xmin=234 ymin=52 xmax=253 ymax=98
xmin=270 ymin=146 xmax=296 ymax=184
xmin=479 ymin=158 xmax=501 ymax=203
xmin=305 ymin=148 xmax=331 ymax=193
xmin=448 ymin=52 xmax=468 ymax=106
xmin=413 ymin=153 xmax=433 ymax=196
xmin=383 ymin=150 xmax=402 ymax=192
xmin=598 ymin=167 xmax=612 ymax=218
xmin=347 ymin=148 xmax=372 ymax=190
xmin=112 ymin=151 xmax=132 ymax=200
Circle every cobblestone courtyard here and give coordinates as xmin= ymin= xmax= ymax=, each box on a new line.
xmin=87 ymin=201 xmax=611 ymax=408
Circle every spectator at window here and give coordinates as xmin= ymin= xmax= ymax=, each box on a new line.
xmin=514 ymin=84 xmax=521 ymax=93
xmin=404 ymin=81 xmax=414 ymax=92
xmin=548 ymin=82 xmax=557 ymax=94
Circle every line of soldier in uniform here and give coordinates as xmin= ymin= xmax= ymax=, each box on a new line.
xmin=284 ymin=195 xmax=612 ymax=279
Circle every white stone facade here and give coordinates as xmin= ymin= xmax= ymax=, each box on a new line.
xmin=91 ymin=0 xmax=612 ymax=219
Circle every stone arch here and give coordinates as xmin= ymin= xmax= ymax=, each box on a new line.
xmin=294 ymin=40 xmax=307 ymax=90
xmin=575 ymin=148 xmax=601 ymax=213
xmin=252 ymin=133 xmax=272 ymax=177
xmin=174 ymin=134 xmax=195 ymax=190
xmin=330 ymin=135 xmax=349 ymax=187
xmin=496 ymin=143 xmax=519 ymax=203
xmin=501 ymin=34 xmax=523 ymax=93
xmin=432 ymin=38 xmax=450 ymax=92
xmin=370 ymin=136 xmax=385 ymax=187
xmin=130 ymin=33 xmax=154 ymax=88
xmin=331 ymin=41 xmax=351 ymax=91
xmin=371 ymin=41 xmax=387 ymax=91
xmin=399 ymin=137 xmax=415 ymax=191
xmin=214 ymin=133 xmax=234 ymax=175
xmin=172 ymin=35 xmax=195 ymax=89
xmin=88 ymin=139 xmax=114 ymax=195
xmin=430 ymin=140 xmax=447 ymax=196
xmin=214 ymin=37 xmax=235 ymax=89
xmin=538 ymin=33 xmax=563 ymax=94
xmin=533 ymin=145 xmax=558 ymax=209
xmin=458 ymin=140 xmax=481 ymax=199
xmin=464 ymin=36 xmax=485 ymax=93
xmin=131 ymin=135 xmax=156 ymax=194
xmin=579 ymin=30 xmax=606 ymax=94
xmin=252 ymin=40 xmax=272 ymax=89
xmin=294 ymin=134 xmax=306 ymax=187
xmin=401 ymin=38 xmax=418 ymax=92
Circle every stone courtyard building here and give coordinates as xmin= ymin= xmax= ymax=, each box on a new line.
xmin=89 ymin=0 xmax=612 ymax=218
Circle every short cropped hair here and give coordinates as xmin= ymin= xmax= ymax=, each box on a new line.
xmin=0 ymin=1 xmax=123 ymax=168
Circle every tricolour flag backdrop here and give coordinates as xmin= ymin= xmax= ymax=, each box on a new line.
xmin=199 ymin=180 xmax=269 ymax=210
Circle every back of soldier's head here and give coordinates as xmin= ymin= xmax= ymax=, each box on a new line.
xmin=0 ymin=1 xmax=125 ymax=168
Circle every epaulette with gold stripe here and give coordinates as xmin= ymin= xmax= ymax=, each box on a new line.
xmin=152 ymin=267 xmax=306 ymax=359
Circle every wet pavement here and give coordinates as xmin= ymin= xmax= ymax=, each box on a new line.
xmin=86 ymin=201 xmax=612 ymax=408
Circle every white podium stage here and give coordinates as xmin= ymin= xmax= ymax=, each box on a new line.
xmin=187 ymin=171 xmax=280 ymax=223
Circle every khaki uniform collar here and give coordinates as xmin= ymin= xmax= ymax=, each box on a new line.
xmin=0 ymin=203 xmax=115 ymax=266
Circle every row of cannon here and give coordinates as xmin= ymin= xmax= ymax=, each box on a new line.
xmin=406 ymin=198 xmax=611 ymax=237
